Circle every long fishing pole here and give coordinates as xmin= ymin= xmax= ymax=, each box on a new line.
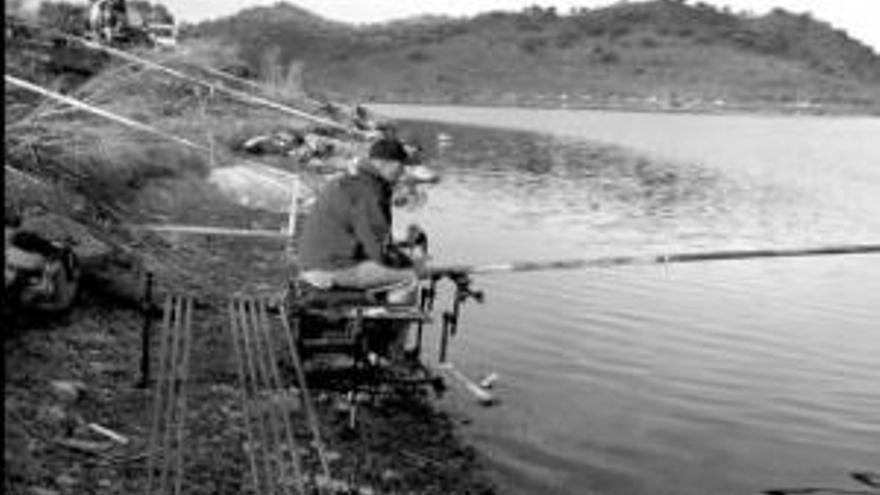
xmin=6 ymin=73 xmax=303 ymax=236
xmin=424 ymin=243 xmax=880 ymax=278
xmin=6 ymin=17 xmax=355 ymax=133
xmin=427 ymin=242 xmax=880 ymax=404
xmin=5 ymin=74 xmax=210 ymax=152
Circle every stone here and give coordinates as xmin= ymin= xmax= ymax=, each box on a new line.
xmin=50 ymin=380 xmax=86 ymax=402
xmin=29 ymin=488 xmax=60 ymax=495
xmin=37 ymin=404 xmax=67 ymax=426
xmin=55 ymin=474 xmax=76 ymax=488
xmin=381 ymin=469 xmax=402 ymax=483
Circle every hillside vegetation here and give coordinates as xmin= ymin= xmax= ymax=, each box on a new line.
xmin=190 ymin=0 xmax=880 ymax=113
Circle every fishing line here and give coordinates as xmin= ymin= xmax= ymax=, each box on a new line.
xmin=426 ymin=243 xmax=880 ymax=278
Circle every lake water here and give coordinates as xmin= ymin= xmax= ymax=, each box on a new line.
xmin=371 ymin=105 xmax=880 ymax=495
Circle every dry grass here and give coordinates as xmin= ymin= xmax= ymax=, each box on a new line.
xmin=4 ymin=38 xmax=498 ymax=495
xmin=4 ymin=39 xmax=320 ymax=289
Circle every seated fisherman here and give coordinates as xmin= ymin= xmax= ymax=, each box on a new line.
xmin=296 ymin=137 xmax=433 ymax=303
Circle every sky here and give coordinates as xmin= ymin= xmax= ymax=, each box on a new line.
xmin=168 ymin=0 xmax=880 ymax=52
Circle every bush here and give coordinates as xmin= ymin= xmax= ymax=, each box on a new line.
xmin=37 ymin=1 xmax=88 ymax=35
xmin=520 ymin=36 xmax=547 ymax=54
xmin=407 ymin=49 xmax=431 ymax=63
xmin=556 ymin=29 xmax=582 ymax=49
xmin=67 ymin=138 xmax=208 ymax=206
xmin=640 ymin=36 xmax=659 ymax=48
xmin=609 ymin=25 xmax=631 ymax=39
xmin=592 ymin=45 xmax=621 ymax=64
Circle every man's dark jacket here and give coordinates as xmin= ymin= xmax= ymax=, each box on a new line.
xmin=298 ymin=168 xmax=410 ymax=271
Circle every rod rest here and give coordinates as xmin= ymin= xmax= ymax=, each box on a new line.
xmin=294 ymin=287 xmax=381 ymax=310
xmin=286 ymin=281 xmax=430 ymax=322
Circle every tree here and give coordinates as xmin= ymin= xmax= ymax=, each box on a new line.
xmin=128 ymin=1 xmax=175 ymax=25
xmin=5 ymin=0 xmax=24 ymax=16
xmin=38 ymin=1 xmax=88 ymax=35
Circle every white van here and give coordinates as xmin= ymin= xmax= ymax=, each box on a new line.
xmin=147 ymin=22 xmax=177 ymax=49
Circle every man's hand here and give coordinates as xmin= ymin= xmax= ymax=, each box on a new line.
xmin=405 ymin=224 xmax=428 ymax=252
xmin=411 ymin=257 xmax=430 ymax=279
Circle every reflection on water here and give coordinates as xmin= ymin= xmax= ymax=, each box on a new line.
xmin=399 ymin=118 xmax=878 ymax=262
xmin=386 ymin=112 xmax=880 ymax=495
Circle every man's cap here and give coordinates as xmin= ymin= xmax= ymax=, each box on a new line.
xmin=369 ymin=138 xmax=409 ymax=164
xmin=368 ymin=138 xmax=441 ymax=184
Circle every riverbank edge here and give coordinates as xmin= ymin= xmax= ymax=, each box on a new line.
xmin=3 ymin=231 xmax=499 ymax=495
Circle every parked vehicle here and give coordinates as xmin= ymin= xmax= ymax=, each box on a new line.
xmin=5 ymin=226 xmax=81 ymax=314
xmin=147 ymin=22 xmax=177 ymax=49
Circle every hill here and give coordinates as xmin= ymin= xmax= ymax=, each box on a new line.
xmin=189 ymin=0 xmax=880 ymax=113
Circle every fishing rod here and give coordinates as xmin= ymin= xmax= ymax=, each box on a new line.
xmin=423 ymin=242 xmax=880 ymax=406
xmin=6 ymin=17 xmax=357 ymax=133
xmin=5 ymin=74 xmax=210 ymax=152
xmin=422 ymin=243 xmax=880 ymax=279
xmin=6 ymin=73 xmax=304 ymax=238
xmin=5 ymin=73 xmax=309 ymax=180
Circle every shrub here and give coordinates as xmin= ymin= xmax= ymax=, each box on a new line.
xmin=609 ymin=25 xmax=631 ymax=39
xmin=520 ymin=36 xmax=547 ymax=54
xmin=677 ymin=27 xmax=695 ymax=37
xmin=66 ymin=138 xmax=208 ymax=206
xmin=600 ymin=50 xmax=620 ymax=64
xmin=592 ymin=46 xmax=621 ymax=64
xmin=556 ymin=29 xmax=582 ymax=49
xmin=407 ymin=49 xmax=431 ymax=63
xmin=640 ymin=36 xmax=659 ymax=48
xmin=37 ymin=1 xmax=88 ymax=35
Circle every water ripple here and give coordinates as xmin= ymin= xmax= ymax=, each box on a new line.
xmin=390 ymin=112 xmax=880 ymax=495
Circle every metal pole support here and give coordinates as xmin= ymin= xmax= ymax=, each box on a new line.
xmin=138 ymin=271 xmax=154 ymax=388
xmin=439 ymin=311 xmax=452 ymax=364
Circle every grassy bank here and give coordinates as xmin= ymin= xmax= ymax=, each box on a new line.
xmin=4 ymin=41 xmax=496 ymax=494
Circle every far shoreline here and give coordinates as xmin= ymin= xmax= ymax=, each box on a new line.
xmin=361 ymin=97 xmax=880 ymax=119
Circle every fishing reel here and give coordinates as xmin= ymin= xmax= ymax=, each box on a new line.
xmin=446 ymin=273 xmax=483 ymax=331
xmin=450 ymin=274 xmax=484 ymax=306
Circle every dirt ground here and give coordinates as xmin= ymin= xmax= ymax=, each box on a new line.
xmin=4 ymin=175 xmax=497 ymax=495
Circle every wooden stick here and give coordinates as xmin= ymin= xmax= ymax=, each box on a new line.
xmin=86 ymin=423 xmax=130 ymax=445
